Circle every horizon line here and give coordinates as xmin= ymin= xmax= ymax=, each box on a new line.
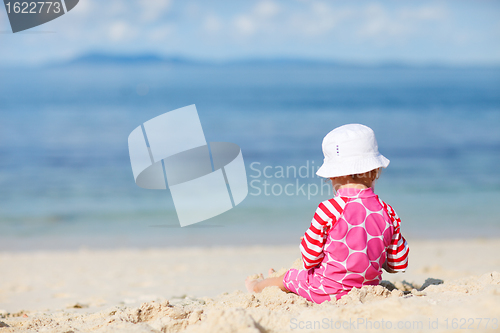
xmin=2 ymin=52 xmax=500 ymax=69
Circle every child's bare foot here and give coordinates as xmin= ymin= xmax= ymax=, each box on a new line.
xmin=245 ymin=273 xmax=264 ymax=293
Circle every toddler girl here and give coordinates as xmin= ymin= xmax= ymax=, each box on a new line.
xmin=245 ymin=124 xmax=409 ymax=303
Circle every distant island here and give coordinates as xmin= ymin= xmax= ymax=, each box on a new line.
xmin=61 ymin=53 xmax=499 ymax=69
xmin=69 ymin=53 xmax=190 ymax=65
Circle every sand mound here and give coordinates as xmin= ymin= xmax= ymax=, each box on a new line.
xmin=2 ymin=271 xmax=499 ymax=332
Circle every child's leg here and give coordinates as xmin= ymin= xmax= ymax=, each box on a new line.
xmin=245 ymin=273 xmax=288 ymax=293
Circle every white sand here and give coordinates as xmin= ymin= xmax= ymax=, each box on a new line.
xmin=0 ymin=239 xmax=499 ymax=332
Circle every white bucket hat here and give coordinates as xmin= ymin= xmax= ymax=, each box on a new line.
xmin=316 ymin=124 xmax=390 ymax=178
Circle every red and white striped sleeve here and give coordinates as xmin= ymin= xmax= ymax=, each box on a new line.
xmin=300 ymin=197 xmax=347 ymax=270
xmin=383 ymin=202 xmax=409 ymax=272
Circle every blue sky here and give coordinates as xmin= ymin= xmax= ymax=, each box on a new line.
xmin=1 ymin=0 xmax=499 ymax=66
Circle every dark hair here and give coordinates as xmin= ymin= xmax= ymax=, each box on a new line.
xmin=351 ymin=168 xmax=381 ymax=183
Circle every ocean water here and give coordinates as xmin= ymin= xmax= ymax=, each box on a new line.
xmin=0 ymin=63 xmax=499 ymax=250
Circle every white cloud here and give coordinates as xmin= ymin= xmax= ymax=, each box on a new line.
xmin=357 ymin=4 xmax=409 ymax=40
xmin=401 ymin=5 xmax=447 ymax=21
xmin=0 ymin=0 xmax=498 ymax=65
xmin=230 ymin=1 xmax=281 ymax=37
xmin=289 ymin=1 xmax=352 ymax=36
xmin=71 ymin=0 xmax=92 ymax=16
xmin=108 ymin=21 xmax=134 ymax=42
xmin=254 ymin=1 xmax=280 ymax=18
xmin=356 ymin=3 xmax=449 ymax=44
xmin=233 ymin=15 xmax=256 ymax=36
xmin=139 ymin=0 xmax=172 ymax=22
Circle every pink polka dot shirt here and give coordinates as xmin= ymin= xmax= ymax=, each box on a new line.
xmin=283 ymin=187 xmax=409 ymax=303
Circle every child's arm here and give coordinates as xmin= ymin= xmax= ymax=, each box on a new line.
xmin=385 ymin=231 xmax=409 ymax=272
xmin=383 ymin=203 xmax=409 ymax=272
xmin=300 ymin=199 xmax=345 ymax=269
xmin=382 ymin=259 xmax=397 ymax=273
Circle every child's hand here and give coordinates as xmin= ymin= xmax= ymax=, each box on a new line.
xmin=382 ymin=261 xmax=397 ymax=273
xmin=300 ymin=236 xmax=303 ymax=241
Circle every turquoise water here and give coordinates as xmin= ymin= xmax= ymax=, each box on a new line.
xmin=0 ymin=63 xmax=499 ymax=250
